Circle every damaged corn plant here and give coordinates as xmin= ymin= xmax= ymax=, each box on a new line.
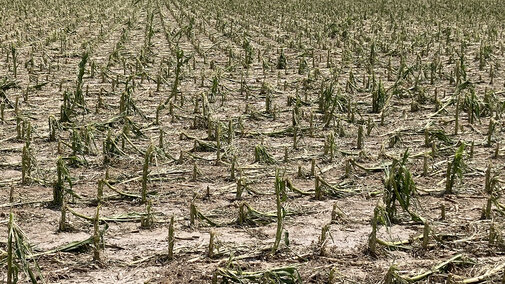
xmin=3 ymin=0 xmax=505 ymax=282
xmin=4 ymin=212 xmax=45 ymax=284
xmin=383 ymin=150 xmax=422 ymax=223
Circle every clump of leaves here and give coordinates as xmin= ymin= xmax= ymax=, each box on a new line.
xmin=277 ymin=49 xmax=287 ymax=69
xmin=445 ymin=143 xmax=466 ymax=194
xmin=21 ymin=139 xmax=36 ymax=185
xmin=242 ymin=39 xmax=254 ymax=67
xmin=60 ymin=91 xmax=74 ymax=122
xmin=318 ymin=82 xmax=347 ymax=127
xmin=482 ymin=91 xmax=499 ymax=116
xmin=254 ymin=144 xmax=276 ymax=164
xmin=388 ymin=132 xmax=403 ymax=148
xmin=315 ymin=176 xmax=357 ymax=199
xmin=119 ymin=86 xmax=145 ymax=118
xmin=210 ymin=75 xmax=220 ymax=102
xmin=372 ymin=79 xmax=387 ymax=113
xmin=6 ymin=212 xmax=45 ymax=284
xmin=318 ymin=82 xmax=347 ymax=116
xmin=426 ymin=128 xmax=453 ymax=146
xmin=164 ymin=48 xmax=191 ymax=104
xmin=190 ymin=202 xmax=220 ymax=227
xmin=298 ymin=57 xmax=308 ymax=74
xmin=383 ymin=150 xmax=422 ymax=222
xmin=53 ymin=157 xmax=78 ymax=207
xmin=462 ymin=89 xmax=484 ymax=123
xmin=326 ymin=22 xmax=339 ymax=39
xmin=103 ymin=130 xmax=125 ymax=164
xmin=74 ymin=51 xmax=88 ymax=106
xmin=191 ymin=139 xmax=217 ymax=152
xmin=237 ymin=202 xmax=277 ymax=226
xmin=71 ymin=127 xmax=85 ymax=155
xmin=0 ymin=77 xmax=19 ymax=107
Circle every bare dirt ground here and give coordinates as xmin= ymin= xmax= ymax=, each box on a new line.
xmin=1 ymin=0 xmax=505 ymax=283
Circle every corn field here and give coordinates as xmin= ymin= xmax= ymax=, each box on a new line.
xmin=1 ymin=0 xmax=505 ymax=282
